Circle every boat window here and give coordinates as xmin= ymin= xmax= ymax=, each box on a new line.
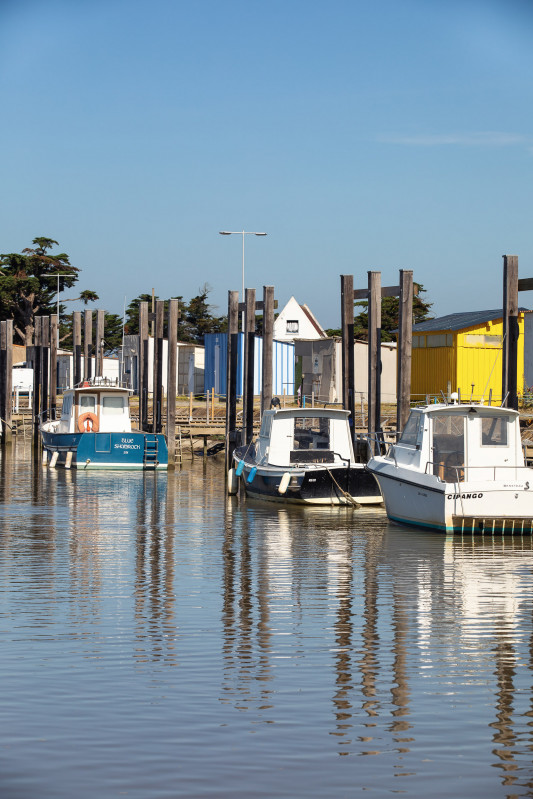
xmin=102 ymin=396 xmax=125 ymax=415
xmin=432 ymin=413 xmax=465 ymax=482
xmin=481 ymin=416 xmax=508 ymax=446
xmin=398 ymin=412 xmax=422 ymax=446
xmin=79 ymin=395 xmax=96 ymax=412
xmin=293 ymin=416 xmax=330 ymax=450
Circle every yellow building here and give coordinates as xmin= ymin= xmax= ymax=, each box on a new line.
xmin=411 ymin=309 xmax=525 ymax=403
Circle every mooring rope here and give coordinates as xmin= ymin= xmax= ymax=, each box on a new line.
xmin=325 ymin=466 xmax=361 ymax=508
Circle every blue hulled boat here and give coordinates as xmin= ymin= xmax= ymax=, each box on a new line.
xmin=40 ymin=378 xmax=168 ymax=470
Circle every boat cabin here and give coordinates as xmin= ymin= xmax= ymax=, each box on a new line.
xmin=57 ymin=380 xmax=133 ymax=434
xmin=392 ymin=404 xmax=524 ymax=482
xmin=255 ymin=408 xmax=355 ymax=467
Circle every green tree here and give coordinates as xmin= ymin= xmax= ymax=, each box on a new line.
xmin=125 ymin=285 xmax=227 ymax=344
xmin=179 ymin=285 xmax=226 ymax=343
xmin=0 ymin=237 xmax=98 ymax=344
xmin=326 ymin=284 xmax=433 ymax=341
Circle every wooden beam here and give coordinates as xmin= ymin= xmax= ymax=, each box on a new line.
xmin=50 ymin=315 xmax=58 ymax=419
xmin=73 ymin=311 xmax=82 ymax=387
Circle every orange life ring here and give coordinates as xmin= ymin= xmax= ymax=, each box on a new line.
xmin=78 ymin=412 xmax=99 ymax=433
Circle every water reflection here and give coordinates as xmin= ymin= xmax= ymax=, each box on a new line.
xmin=1 ymin=446 xmax=533 ymax=797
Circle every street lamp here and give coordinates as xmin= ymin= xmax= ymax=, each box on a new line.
xmin=219 ymin=230 xmax=267 ymax=327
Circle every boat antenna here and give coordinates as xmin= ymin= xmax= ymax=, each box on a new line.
xmin=501 ymin=391 xmax=509 ymax=408
xmin=480 ymin=332 xmax=506 ymax=406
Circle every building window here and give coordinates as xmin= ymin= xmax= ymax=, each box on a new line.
xmin=286 ymin=320 xmax=299 ymax=334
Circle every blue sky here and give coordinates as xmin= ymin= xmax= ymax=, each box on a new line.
xmin=1 ymin=0 xmax=533 ymax=328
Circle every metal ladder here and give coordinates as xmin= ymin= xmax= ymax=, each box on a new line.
xmin=143 ymin=434 xmax=159 ymax=469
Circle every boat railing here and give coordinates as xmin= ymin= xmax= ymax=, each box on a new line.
xmin=74 ymin=377 xmax=130 ymax=389
xmin=424 ymin=461 xmax=527 ymax=483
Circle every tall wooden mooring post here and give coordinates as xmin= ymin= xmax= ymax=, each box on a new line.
xmin=225 ymin=285 xmax=276 ymax=471
xmin=502 ymin=254 xmax=533 ymax=410
xmin=341 ymin=270 xmax=414 ymax=454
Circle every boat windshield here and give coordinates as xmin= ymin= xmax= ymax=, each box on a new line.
xmin=432 ymin=413 xmax=465 ymax=482
xmin=293 ymin=416 xmax=330 ymax=451
xmin=398 ymin=412 xmax=422 ymax=446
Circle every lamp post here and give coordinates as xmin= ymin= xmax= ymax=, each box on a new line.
xmin=219 ymin=230 xmax=267 ymax=327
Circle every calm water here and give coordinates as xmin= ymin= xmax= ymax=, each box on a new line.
xmin=1 ymin=444 xmax=533 ymax=798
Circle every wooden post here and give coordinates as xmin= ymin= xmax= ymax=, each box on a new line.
xmin=139 ymin=301 xmax=149 ymax=430
xmin=83 ymin=310 xmax=93 ymax=381
xmin=396 ymin=270 xmax=413 ymax=434
xmin=152 ymin=300 xmax=164 ymax=433
xmin=4 ymin=321 xmax=12 ymax=444
xmin=225 ymin=291 xmax=240 ymax=471
xmin=261 ymin=285 xmax=275 ymax=414
xmin=167 ymin=298 xmax=179 ymax=469
xmin=0 ymin=323 xmax=6 ymax=438
xmin=341 ymin=275 xmax=355 ymax=445
xmin=40 ymin=316 xmax=50 ymax=423
xmin=50 ymin=314 xmax=58 ymax=419
xmin=242 ymin=288 xmax=256 ymax=446
xmin=32 ymin=317 xmax=42 ymax=442
xmin=367 ymin=271 xmax=382 ymax=454
xmin=0 ymin=321 xmax=13 ymax=445
xmin=95 ymin=310 xmax=105 ymax=378
xmin=73 ymin=311 xmax=82 ymax=387
xmin=502 ymin=255 xmax=519 ymax=409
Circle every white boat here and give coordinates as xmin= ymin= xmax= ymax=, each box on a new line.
xmin=230 ymin=407 xmax=382 ymax=506
xmin=366 ymin=400 xmax=533 ymax=534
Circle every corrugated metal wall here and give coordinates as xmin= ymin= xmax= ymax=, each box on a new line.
xmin=412 ymin=316 xmax=525 ymax=401
xmin=204 ymin=333 xmax=294 ymax=397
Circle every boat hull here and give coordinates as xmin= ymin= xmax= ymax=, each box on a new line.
xmin=368 ymin=461 xmax=533 ymax=534
xmin=233 ymin=449 xmax=382 ymax=506
xmin=40 ymin=429 xmax=168 ymax=470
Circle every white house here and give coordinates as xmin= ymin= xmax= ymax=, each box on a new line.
xmin=273 ymin=296 xmax=327 ymax=342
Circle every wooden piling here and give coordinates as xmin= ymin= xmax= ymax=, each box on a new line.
xmin=152 ymin=300 xmax=164 ymax=433
xmin=0 ymin=321 xmax=13 ymax=444
xmin=84 ymin=310 xmax=93 ymax=381
xmin=31 ymin=317 xmax=42 ymax=443
xmin=396 ymin=270 xmax=413 ymax=434
xmin=166 ymin=298 xmax=179 ymax=468
xmin=367 ymin=271 xmax=382 ymax=454
xmin=73 ymin=311 xmax=82 ymax=387
xmin=95 ymin=309 xmax=105 ymax=378
xmin=225 ymin=291 xmax=240 ymax=471
xmin=50 ymin=315 xmax=58 ymax=419
xmin=261 ymin=285 xmax=275 ymax=414
xmin=340 ymin=275 xmax=356 ymax=445
xmin=502 ymin=255 xmax=519 ymax=409
xmin=242 ymin=288 xmax=256 ymax=446
xmin=139 ymin=301 xmax=149 ymax=430
xmin=40 ymin=316 xmax=50 ymax=423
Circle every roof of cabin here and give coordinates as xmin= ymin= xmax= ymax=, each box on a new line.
xmin=413 ymin=308 xmax=528 ymax=333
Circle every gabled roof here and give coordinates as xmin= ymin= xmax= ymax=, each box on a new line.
xmin=413 ymin=308 xmax=528 ymax=333
xmin=299 ymin=303 xmax=326 ymax=337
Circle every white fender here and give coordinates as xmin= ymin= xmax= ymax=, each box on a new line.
xmin=278 ymin=472 xmax=291 ymax=494
xmin=227 ymin=467 xmax=239 ymax=495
